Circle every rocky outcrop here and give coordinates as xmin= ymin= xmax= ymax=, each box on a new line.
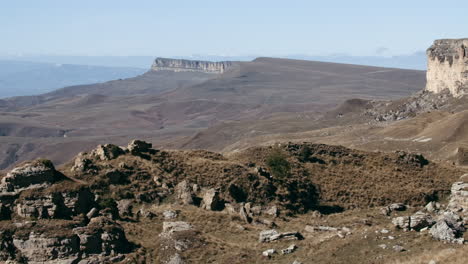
xmin=15 ymin=189 xmax=95 ymax=220
xmin=90 ymin=144 xmax=124 ymax=161
xmin=426 ymin=38 xmax=468 ymax=96
xmin=175 ymin=180 xmax=195 ymax=205
xmin=447 ymin=174 xmax=468 ymax=220
xmin=12 ymin=233 xmax=80 ymax=263
xmin=159 ymin=222 xmax=194 ymax=264
xmin=2 ymin=216 xmax=131 ymax=263
xmin=427 ymin=174 xmax=468 ymax=244
xmin=429 ymin=211 xmax=465 ymax=244
xmin=0 ymin=160 xmax=57 ymax=193
xmin=151 ymin=58 xmax=233 ymax=74
xmin=127 ymin=139 xmax=154 ymax=155
xmin=73 ymin=216 xmax=132 ymax=255
xmin=117 ymin=199 xmax=133 ymax=218
xmin=16 ymin=194 xmax=61 ymax=219
xmin=200 ymin=188 xmax=222 ymax=211
xmin=162 ymin=221 xmax=193 ymax=234
xmin=392 ymin=211 xmax=435 ymax=231
xmin=259 ymin=229 xmax=303 ymax=243
xmin=70 ymin=153 xmax=94 ymax=173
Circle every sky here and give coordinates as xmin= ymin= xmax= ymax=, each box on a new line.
xmin=1 ymin=0 xmax=467 ymax=57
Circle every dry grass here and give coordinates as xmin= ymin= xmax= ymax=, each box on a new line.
xmin=388 ymin=247 xmax=468 ymax=264
xmin=120 ymin=204 xmax=467 ymax=264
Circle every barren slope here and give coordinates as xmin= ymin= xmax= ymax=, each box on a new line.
xmin=0 ymin=58 xmax=425 ymax=169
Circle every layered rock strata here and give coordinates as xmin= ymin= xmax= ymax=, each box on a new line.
xmin=426 ymin=38 xmax=468 ymax=96
xmin=151 ymin=57 xmax=233 ymax=73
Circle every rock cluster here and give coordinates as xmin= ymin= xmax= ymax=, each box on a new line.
xmin=0 ymin=215 xmax=132 ymax=263
xmin=366 ymin=89 xmax=453 ymax=123
xmin=151 ymin=57 xmax=234 ymax=74
xmin=391 ymin=174 xmax=468 ymax=244
xmin=447 ymin=174 xmax=468 ymax=220
xmin=428 ymin=175 xmax=468 ymax=244
xmin=1 ymin=138 xmax=466 ymax=262
xmin=0 ymin=157 xmax=133 ymax=263
xmin=392 ymin=211 xmax=435 ymax=231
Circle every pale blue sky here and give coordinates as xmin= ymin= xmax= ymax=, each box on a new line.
xmin=1 ymin=0 xmax=467 ymax=57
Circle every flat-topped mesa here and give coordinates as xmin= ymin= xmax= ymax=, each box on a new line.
xmin=426 ymin=38 xmax=468 ymax=97
xmin=150 ymin=57 xmax=234 ymax=74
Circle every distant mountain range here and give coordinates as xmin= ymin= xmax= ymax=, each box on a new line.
xmin=0 ymin=57 xmax=425 ymax=169
xmin=0 ymin=52 xmax=426 ymax=98
xmin=1 ymin=52 xmax=427 ymax=69
xmin=0 ymin=60 xmax=146 ymax=98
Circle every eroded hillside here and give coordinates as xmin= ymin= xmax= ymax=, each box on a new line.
xmin=0 ymin=140 xmax=466 ymax=263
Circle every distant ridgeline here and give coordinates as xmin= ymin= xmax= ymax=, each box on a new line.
xmin=150 ymin=57 xmax=235 ymax=74
xmin=426 ymin=38 xmax=468 ymax=97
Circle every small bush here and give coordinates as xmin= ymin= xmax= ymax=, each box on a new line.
xmin=299 ymin=145 xmax=312 ymax=162
xmin=98 ymin=197 xmax=117 ymax=210
xmin=266 ymin=149 xmax=291 ymax=180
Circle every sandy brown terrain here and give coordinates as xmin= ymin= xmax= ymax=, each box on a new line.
xmin=0 ymin=58 xmax=425 ymax=170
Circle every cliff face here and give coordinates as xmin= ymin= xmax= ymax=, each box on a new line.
xmin=150 ymin=58 xmax=234 ymax=74
xmin=426 ymin=38 xmax=468 ymax=96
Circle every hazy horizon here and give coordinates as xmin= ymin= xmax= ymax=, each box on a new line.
xmin=1 ymin=0 xmax=467 ymax=58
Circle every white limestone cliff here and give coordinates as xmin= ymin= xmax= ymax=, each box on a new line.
xmin=426 ymin=38 xmax=468 ymax=97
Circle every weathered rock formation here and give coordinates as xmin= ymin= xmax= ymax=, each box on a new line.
xmin=0 ymin=160 xmax=57 ymax=193
xmin=426 ymin=38 xmax=468 ymax=96
xmin=151 ymin=58 xmax=234 ymax=74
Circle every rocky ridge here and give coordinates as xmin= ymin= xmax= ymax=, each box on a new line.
xmin=0 ymin=140 xmax=466 ymax=263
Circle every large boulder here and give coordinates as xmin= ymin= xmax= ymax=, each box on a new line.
xmin=162 ymin=221 xmax=193 ymax=234
xmin=16 ymin=193 xmax=61 ymax=219
xmin=62 ymin=188 xmax=96 ymax=216
xmin=429 ymin=220 xmax=464 ymax=244
xmin=16 ymin=189 xmax=95 ymax=220
xmin=12 ymin=233 xmax=80 ymax=263
xmin=91 ymin=144 xmax=124 ymax=161
xmin=429 ymin=211 xmax=466 ymax=244
xmin=200 ymin=189 xmax=222 ymax=211
xmin=116 ymin=199 xmax=133 ymax=218
xmin=259 ymin=229 xmax=303 ymax=243
xmin=73 ymin=216 xmax=132 ymax=255
xmin=127 ymin=140 xmax=153 ymax=155
xmin=0 ymin=160 xmax=57 ymax=193
xmin=239 ymin=203 xmax=253 ymax=223
xmin=392 ymin=211 xmax=435 ymax=231
xmin=70 ymin=153 xmax=94 ymax=173
xmin=175 ymin=180 xmax=195 ymax=205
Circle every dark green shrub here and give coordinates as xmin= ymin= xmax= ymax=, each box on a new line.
xmin=98 ymin=197 xmax=117 ymax=210
xmin=266 ymin=149 xmax=291 ymax=180
xmin=299 ymin=145 xmax=312 ymax=162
